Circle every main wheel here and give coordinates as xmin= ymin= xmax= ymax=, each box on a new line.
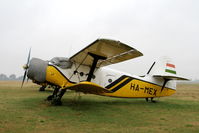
xmin=47 ymin=95 xmax=54 ymax=101
xmin=51 ymin=97 xmax=62 ymax=106
xmin=39 ymin=86 xmax=46 ymax=91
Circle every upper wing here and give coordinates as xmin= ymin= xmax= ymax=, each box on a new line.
xmin=69 ymin=39 xmax=143 ymax=67
xmin=67 ymin=81 xmax=111 ymax=94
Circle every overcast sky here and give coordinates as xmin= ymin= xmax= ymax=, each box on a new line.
xmin=0 ymin=0 xmax=198 ymax=79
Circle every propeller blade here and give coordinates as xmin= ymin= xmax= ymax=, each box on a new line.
xmin=27 ymin=48 xmax=31 ymax=65
xmin=21 ymin=47 xmax=31 ymax=88
xmin=21 ymin=70 xmax=27 ymax=88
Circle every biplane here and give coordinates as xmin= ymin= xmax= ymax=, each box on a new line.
xmin=22 ymin=39 xmax=188 ymax=105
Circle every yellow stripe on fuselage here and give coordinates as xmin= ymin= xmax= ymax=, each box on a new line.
xmin=46 ymin=65 xmax=75 ymax=88
xmin=102 ymin=79 xmax=176 ymax=98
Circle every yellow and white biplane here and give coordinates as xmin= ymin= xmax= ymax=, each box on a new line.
xmin=22 ymin=39 xmax=188 ymax=105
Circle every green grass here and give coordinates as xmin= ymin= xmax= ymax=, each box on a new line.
xmin=0 ymin=81 xmax=199 ymax=133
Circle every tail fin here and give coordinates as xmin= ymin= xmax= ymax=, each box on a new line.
xmin=147 ymin=56 xmax=188 ymax=80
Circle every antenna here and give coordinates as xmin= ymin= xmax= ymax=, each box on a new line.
xmin=147 ymin=62 xmax=156 ymax=74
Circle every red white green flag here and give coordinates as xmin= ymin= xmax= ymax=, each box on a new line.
xmin=165 ymin=63 xmax=176 ymax=74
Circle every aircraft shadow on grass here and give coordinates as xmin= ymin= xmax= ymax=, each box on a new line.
xmin=56 ymin=97 xmax=192 ymax=111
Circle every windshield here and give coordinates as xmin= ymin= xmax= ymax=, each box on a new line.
xmin=50 ymin=57 xmax=73 ymax=69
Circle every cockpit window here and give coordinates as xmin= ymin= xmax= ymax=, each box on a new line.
xmin=50 ymin=57 xmax=73 ymax=69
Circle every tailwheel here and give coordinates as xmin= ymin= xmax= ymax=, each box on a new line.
xmin=145 ymin=97 xmax=156 ymax=103
xmin=145 ymin=98 xmax=149 ymax=102
xmin=151 ymin=97 xmax=156 ymax=103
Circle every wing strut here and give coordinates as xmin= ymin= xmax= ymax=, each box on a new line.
xmin=86 ymin=52 xmax=107 ymax=81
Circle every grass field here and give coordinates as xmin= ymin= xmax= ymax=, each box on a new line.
xmin=0 ymin=81 xmax=199 ymax=133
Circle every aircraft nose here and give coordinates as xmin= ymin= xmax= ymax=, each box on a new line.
xmin=27 ymin=58 xmax=48 ymax=83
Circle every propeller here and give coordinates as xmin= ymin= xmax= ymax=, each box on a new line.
xmin=21 ymin=48 xmax=31 ymax=88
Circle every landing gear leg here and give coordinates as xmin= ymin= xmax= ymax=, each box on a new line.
xmin=51 ymin=89 xmax=66 ymax=106
xmin=47 ymin=86 xmax=60 ymax=101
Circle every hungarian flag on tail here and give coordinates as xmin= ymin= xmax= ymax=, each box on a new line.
xmin=165 ymin=63 xmax=176 ymax=74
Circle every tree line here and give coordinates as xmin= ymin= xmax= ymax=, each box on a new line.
xmin=0 ymin=74 xmax=23 ymax=80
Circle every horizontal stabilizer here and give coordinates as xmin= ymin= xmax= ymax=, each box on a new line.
xmin=153 ymin=75 xmax=189 ymax=80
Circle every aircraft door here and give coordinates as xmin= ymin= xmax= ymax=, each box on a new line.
xmin=104 ymin=74 xmax=116 ymax=87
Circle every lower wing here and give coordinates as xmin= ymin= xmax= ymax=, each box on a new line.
xmin=67 ymin=81 xmax=111 ymax=94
